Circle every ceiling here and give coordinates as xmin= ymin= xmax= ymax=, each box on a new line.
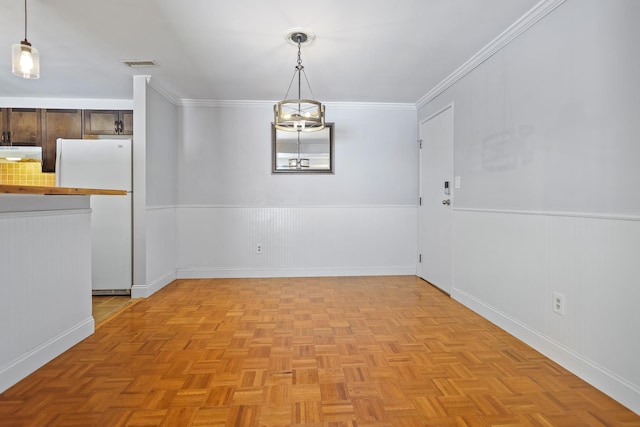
xmin=0 ymin=0 xmax=539 ymax=104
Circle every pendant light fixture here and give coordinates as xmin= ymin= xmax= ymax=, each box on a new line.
xmin=12 ymin=0 xmax=40 ymax=79
xmin=274 ymin=29 xmax=325 ymax=133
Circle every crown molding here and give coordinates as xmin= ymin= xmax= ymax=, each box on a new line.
xmin=415 ymin=0 xmax=566 ymax=109
xmin=178 ymin=99 xmax=415 ymax=111
xmin=324 ymin=102 xmax=415 ymax=111
xmin=146 ymin=76 xmax=181 ymax=106
xmin=179 ymin=99 xmax=270 ymax=108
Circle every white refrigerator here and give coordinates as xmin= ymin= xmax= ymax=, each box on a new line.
xmin=56 ymin=138 xmax=132 ymax=294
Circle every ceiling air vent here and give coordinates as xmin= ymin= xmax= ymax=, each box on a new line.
xmin=121 ymin=60 xmax=158 ymax=68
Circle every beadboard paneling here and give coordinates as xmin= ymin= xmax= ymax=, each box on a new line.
xmin=132 ymin=206 xmax=178 ymax=298
xmin=545 ymin=216 xmax=640 ymax=390
xmin=451 ymin=209 xmax=640 ymax=414
xmin=0 ymin=201 xmax=93 ymax=393
xmin=177 ymin=206 xmax=417 ymax=278
xmin=453 ymin=209 xmax=547 ymax=328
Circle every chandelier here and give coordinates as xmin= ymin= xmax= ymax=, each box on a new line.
xmin=274 ymin=29 xmax=325 ymax=133
xmin=12 ymin=0 xmax=40 ymax=79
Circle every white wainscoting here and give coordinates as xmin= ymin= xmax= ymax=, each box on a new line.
xmin=452 ymin=208 xmax=640 ymax=414
xmin=0 ymin=197 xmax=93 ymax=393
xmin=132 ymin=206 xmax=178 ymax=298
xmin=177 ymin=205 xmax=417 ymax=278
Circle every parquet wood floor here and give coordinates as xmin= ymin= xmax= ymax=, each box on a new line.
xmin=1 ymin=276 xmax=638 ymax=426
xmin=92 ymin=296 xmax=136 ymax=328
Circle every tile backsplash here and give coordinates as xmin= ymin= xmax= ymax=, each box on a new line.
xmin=0 ymin=160 xmax=56 ymax=186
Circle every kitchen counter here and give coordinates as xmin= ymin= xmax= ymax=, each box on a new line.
xmin=0 ymin=184 xmax=127 ymax=196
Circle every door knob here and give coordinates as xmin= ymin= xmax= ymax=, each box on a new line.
xmin=442 ymin=199 xmax=450 ymax=205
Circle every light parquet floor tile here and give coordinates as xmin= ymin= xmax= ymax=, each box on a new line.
xmin=1 ymin=276 xmax=638 ymax=426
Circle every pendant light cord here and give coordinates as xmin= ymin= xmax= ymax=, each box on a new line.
xmin=23 ymin=0 xmax=28 ymax=42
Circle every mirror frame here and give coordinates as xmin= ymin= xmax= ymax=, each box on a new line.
xmin=271 ymin=122 xmax=335 ymax=174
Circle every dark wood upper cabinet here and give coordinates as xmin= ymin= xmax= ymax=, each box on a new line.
xmin=120 ymin=110 xmax=133 ymax=135
xmin=1 ymin=108 xmax=42 ymax=146
xmin=0 ymin=110 xmax=6 ymax=145
xmin=84 ymin=110 xmax=133 ymax=136
xmin=1 ymin=107 xmax=132 ymax=173
xmin=42 ymin=109 xmax=82 ymax=172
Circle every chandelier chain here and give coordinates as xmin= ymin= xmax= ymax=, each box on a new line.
xmin=281 ymin=38 xmax=317 ymax=101
xmin=297 ymin=40 xmax=302 ymax=104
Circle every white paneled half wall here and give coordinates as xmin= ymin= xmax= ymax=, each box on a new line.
xmin=132 ymin=206 xmax=178 ymax=299
xmin=451 ymin=208 xmax=640 ymax=413
xmin=0 ymin=196 xmax=93 ymax=393
xmin=177 ymin=205 xmax=417 ymax=278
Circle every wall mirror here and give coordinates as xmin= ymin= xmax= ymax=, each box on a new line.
xmin=272 ymin=123 xmax=334 ymax=174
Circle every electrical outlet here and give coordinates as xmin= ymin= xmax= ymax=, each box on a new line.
xmin=256 ymin=244 xmax=263 ymax=254
xmin=552 ymin=292 xmax=565 ymax=315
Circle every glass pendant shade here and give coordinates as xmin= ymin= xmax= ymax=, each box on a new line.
xmin=12 ymin=41 xmax=39 ymax=79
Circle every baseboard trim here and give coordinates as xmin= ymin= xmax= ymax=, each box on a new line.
xmin=452 ymin=288 xmax=640 ymax=415
xmin=177 ymin=266 xmax=416 ymax=279
xmin=0 ymin=317 xmax=94 ymax=394
xmin=131 ymin=270 xmax=177 ymax=298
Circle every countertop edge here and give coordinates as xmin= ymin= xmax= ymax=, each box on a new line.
xmin=0 ymin=185 xmax=127 ymax=196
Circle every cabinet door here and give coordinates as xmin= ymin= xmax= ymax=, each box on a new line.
xmin=42 ymin=109 xmax=82 ymax=172
xmin=8 ymin=108 xmax=42 ymax=146
xmin=0 ymin=109 xmax=7 ymax=145
xmin=83 ymin=110 xmax=120 ymax=135
xmin=120 ymin=110 xmax=133 ymax=135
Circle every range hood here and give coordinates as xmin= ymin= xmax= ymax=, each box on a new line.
xmin=0 ymin=146 xmax=42 ymax=162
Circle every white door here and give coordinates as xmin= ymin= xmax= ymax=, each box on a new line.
xmin=418 ymin=105 xmax=454 ymax=293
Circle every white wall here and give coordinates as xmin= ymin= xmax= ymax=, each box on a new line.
xmin=418 ymin=0 xmax=639 ymax=413
xmin=448 ymin=0 xmax=640 ymax=214
xmin=178 ymin=103 xmax=417 ymax=206
xmin=146 ymin=86 xmax=178 ymax=208
xmin=177 ymin=102 xmax=418 ymax=277
xmin=132 ymin=78 xmax=179 ymax=298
